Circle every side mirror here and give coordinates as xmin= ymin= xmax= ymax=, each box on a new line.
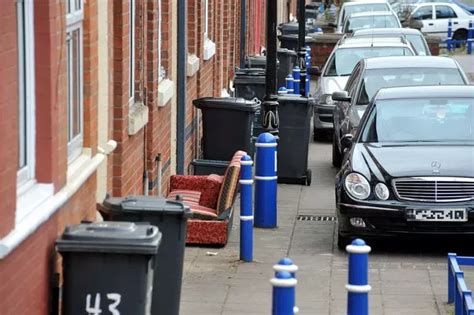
xmin=308 ymin=66 xmax=321 ymax=76
xmin=332 ymin=91 xmax=351 ymax=102
xmin=341 ymin=134 xmax=353 ymax=152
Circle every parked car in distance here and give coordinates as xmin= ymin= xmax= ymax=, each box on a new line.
xmin=335 ymin=85 xmax=474 ymax=249
xmin=332 ymin=56 xmax=469 ymax=167
xmin=343 ymin=11 xmax=402 ymax=33
xmin=313 ymin=36 xmax=415 ymax=140
xmin=404 ymin=2 xmax=473 ymax=40
xmin=335 ymin=0 xmax=393 ymax=33
xmin=353 ymin=27 xmax=431 ymax=55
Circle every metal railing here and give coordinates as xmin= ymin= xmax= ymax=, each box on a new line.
xmin=446 ymin=20 xmax=474 ymax=54
xmin=448 ymin=253 xmax=474 ymax=315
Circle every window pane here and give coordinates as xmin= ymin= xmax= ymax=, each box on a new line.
xmin=75 ymin=0 xmax=81 ymax=11
xmin=72 ymin=29 xmax=81 ymax=138
xmin=413 ymin=6 xmax=432 ymax=20
xmin=67 ymin=29 xmax=82 ymax=142
xmin=17 ymin=1 xmax=27 ymax=169
xmin=129 ymin=0 xmax=134 ymax=99
xmin=436 ymin=6 xmax=457 ymax=19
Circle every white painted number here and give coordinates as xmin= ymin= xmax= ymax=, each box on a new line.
xmin=107 ymin=293 xmax=121 ymax=315
xmin=86 ymin=293 xmax=102 ymax=315
xmin=85 ymin=293 xmax=121 ymax=315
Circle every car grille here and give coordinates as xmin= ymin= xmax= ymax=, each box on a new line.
xmin=392 ymin=177 xmax=474 ymax=203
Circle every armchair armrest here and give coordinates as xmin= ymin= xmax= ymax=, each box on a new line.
xmin=170 ymin=175 xmax=222 ymax=209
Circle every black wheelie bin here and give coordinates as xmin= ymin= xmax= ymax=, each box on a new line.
xmin=56 ymin=221 xmax=161 ymax=315
xmin=277 ymin=94 xmax=315 ymax=186
xmin=100 ymin=196 xmax=191 ymax=315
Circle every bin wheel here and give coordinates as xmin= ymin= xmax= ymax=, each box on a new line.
xmin=305 ymin=169 xmax=312 ymax=186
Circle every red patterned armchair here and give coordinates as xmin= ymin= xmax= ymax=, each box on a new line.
xmin=168 ymin=151 xmax=246 ymax=246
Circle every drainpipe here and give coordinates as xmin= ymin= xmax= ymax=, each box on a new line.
xmin=240 ymin=0 xmax=246 ymax=68
xmin=177 ymin=0 xmax=187 ymax=174
xmin=261 ymin=0 xmax=279 ymax=135
xmin=297 ymin=0 xmax=307 ymax=97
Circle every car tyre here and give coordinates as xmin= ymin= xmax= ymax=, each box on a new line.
xmin=332 ymin=133 xmax=342 ymax=168
xmin=337 ymin=231 xmax=350 ymax=251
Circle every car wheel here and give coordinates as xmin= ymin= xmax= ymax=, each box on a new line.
xmin=337 ymin=231 xmax=350 ymax=250
xmin=453 ymin=29 xmax=468 ymax=41
xmin=332 ymin=133 xmax=342 ymax=168
xmin=313 ymin=127 xmax=326 ymax=141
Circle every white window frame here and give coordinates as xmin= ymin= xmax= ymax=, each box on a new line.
xmin=158 ymin=0 xmax=165 ymax=82
xmin=129 ymin=0 xmax=136 ymax=106
xmin=17 ymin=0 xmax=36 ymax=192
xmin=66 ymin=0 xmax=84 ymax=163
xmin=204 ymin=0 xmax=209 ymax=40
xmin=202 ymin=0 xmax=216 ymax=60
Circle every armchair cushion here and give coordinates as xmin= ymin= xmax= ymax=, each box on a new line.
xmin=189 ymin=204 xmax=219 ymax=220
xmin=216 ymin=151 xmax=246 ymax=215
xmin=167 ymin=190 xmax=201 ymax=204
xmin=170 ymin=175 xmax=221 ymax=208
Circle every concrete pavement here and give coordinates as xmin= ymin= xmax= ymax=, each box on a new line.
xmin=180 ymin=141 xmax=474 ymax=315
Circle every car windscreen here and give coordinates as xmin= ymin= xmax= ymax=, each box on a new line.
xmin=341 ymin=3 xmax=391 ymax=24
xmin=325 ymin=47 xmax=413 ymax=76
xmin=345 ymin=15 xmax=400 ymax=33
xmin=357 ymin=68 xmax=466 ymax=105
xmin=360 ymin=97 xmax=474 ymax=143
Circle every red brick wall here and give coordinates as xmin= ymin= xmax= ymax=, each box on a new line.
xmin=0 ymin=0 xmax=99 ymax=312
xmin=0 ymin=1 xmax=18 ymax=236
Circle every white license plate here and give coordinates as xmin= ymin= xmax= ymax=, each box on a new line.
xmin=407 ymin=209 xmax=467 ymax=222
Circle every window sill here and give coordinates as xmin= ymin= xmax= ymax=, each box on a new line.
xmin=1 ymin=152 xmax=106 ymax=259
xmin=158 ymin=79 xmax=174 ymax=107
xmin=203 ymin=39 xmax=216 ymax=61
xmin=128 ymin=102 xmax=149 ymax=135
xmin=187 ymin=54 xmax=200 ymax=77
xmin=16 ymin=182 xmax=54 ymax=226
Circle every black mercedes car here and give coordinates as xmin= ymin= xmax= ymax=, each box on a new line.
xmin=335 ymin=85 xmax=474 ymax=249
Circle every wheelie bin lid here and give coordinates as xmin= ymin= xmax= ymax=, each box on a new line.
xmin=277 ymin=48 xmax=297 ymax=56
xmin=278 ymin=34 xmax=316 ymax=43
xmin=56 ymin=221 xmax=161 ymax=254
xmin=193 ymin=97 xmax=259 ymax=112
xmin=102 ymin=195 xmax=192 ymax=218
xmin=278 ymin=94 xmax=316 ymax=106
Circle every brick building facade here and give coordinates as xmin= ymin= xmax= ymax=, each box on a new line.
xmin=0 ymin=0 xmax=293 ymax=312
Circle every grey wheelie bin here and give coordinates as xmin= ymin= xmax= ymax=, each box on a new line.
xmin=193 ymin=97 xmax=259 ymax=160
xmin=56 ymin=221 xmax=161 ymax=315
xmin=100 ymin=196 xmax=191 ymax=315
xmin=277 ymin=94 xmax=315 ymax=186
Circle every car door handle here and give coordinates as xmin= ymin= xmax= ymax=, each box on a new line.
xmin=453 ymin=22 xmax=459 ymax=25
xmin=428 ymin=23 xmax=434 ymax=26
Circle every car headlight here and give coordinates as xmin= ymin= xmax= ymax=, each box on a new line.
xmin=374 ymin=183 xmax=389 ymax=201
xmin=319 ymin=94 xmax=334 ymax=105
xmin=344 ymin=173 xmax=371 ymax=200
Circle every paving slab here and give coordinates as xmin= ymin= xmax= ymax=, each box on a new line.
xmin=180 ymin=140 xmax=474 ymax=314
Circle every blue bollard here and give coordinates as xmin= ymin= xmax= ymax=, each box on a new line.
xmin=240 ymin=155 xmax=254 ymax=262
xmin=254 ymin=132 xmax=278 ymax=228
xmin=468 ymin=20 xmax=473 ymax=55
xmin=286 ymin=74 xmax=294 ymax=94
xmin=346 ymin=238 xmax=371 ymax=315
xmin=274 ymin=258 xmax=299 ymax=314
xmin=278 ymin=87 xmax=288 ymax=95
xmin=293 ymin=66 xmax=301 ymax=95
xmin=271 ymin=271 xmax=297 ymax=315
xmin=274 ymin=258 xmax=298 ymax=278
xmin=448 ymin=19 xmax=453 ymax=52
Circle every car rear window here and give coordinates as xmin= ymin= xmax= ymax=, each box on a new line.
xmin=357 ymin=68 xmax=466 ymax=105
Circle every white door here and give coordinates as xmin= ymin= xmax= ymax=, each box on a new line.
xmin=411 ymin=5 xmax=435 ymax=35
xmin=432 ymin=5 xmax=458 ymax=39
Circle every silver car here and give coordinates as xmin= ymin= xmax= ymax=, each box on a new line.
xmin=313 ymin=36 xmax=415 ymax=140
